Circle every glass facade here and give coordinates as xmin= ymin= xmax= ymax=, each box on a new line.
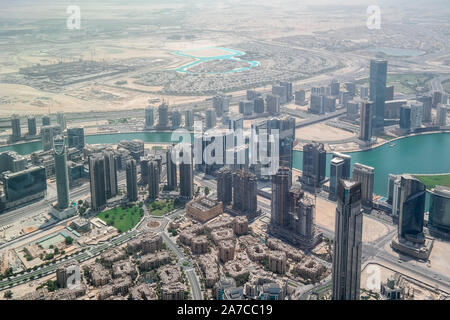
xmin=429 ymin=186 xmax=450 ymax=231
xmin=3 ymin=167 xmax=47 ymax=202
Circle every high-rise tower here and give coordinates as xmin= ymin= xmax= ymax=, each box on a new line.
xmin=53 ymin=135 xmax=70 ymax=209
xmin=332 ymin=179 xmax=363 ymax=300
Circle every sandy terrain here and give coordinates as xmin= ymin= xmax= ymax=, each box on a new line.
xmin=295 ymin=122 xmax=355 ymax=142
xmin=426 ymin=239 xmax=450 ymax=276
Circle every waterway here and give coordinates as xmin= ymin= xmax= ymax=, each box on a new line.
xmin=171 ymin=46 xmax=260 ymax=74
xmin=367 ymin=47 xmax=425 ymax=57
xmin=1 ymin=131 xmax=449 ymax=199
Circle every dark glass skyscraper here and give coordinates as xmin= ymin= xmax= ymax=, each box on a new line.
xmin=232 ymin=169 xmax=257 ymax=214
xmin=148 ymin=160 xmax=160 ymax=200
xmin=398 ymin=175 xmax=426 ymax=243
xmin=103 ymin=150 xmax=118 ymax=199
xmin=126 ymin=159 xmax=138 ymax=202
xmin=68 ymin=127 xmax=85 ymax=150
xmin=217 ymin=167 xmax=232 ymax=206
xmin=301 ymin=142 xmax=326 ymax=190
xmin=157 ymin=102 xmax=169 ymax=129
xmin=27 ymin=117 xmax=37 ymax=136
xmin=166 ymin=147 xmax=177 ymax=191
xmin=332 ymin=179 xmax=363 ymax=300
xmin=89 ymin=154 xmax=107 ymax=211
xmin=429 ymin=185 xmax=450 ymax=232
xmin=369 ymin=59 xmax=387 ymax=134
xmin=53 ymin=135 xmax=70 ymax=209
xmin=271 ymin=166 xmax=291 ymax=228
xmin=359 ymin=100 xmax=374 ymax=142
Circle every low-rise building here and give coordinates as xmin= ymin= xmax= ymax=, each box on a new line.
xmin=139 ymin=251 xmax=171 ymax=271
xmin=112 ymin=260 xmax=137 ymax=280
xmin=161 ymin=282 xmax=186 ymax=300
xmin=268 ymin=251 xmax=287 ymax=274
xmin=211 ymin=228 xmax=235 ymax=245
xmin=218 ymin=240 xmax=235 ymax=263
xmin=191 ymin=235 xmax=209 ymax=254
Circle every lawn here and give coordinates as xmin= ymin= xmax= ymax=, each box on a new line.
xmin=414 ymin=174 xmax=450 ymax=190
xmin=98 ymin=205 xmax=144 ymax=232
xmin=148 ymin=200 xmax=181 ymax=216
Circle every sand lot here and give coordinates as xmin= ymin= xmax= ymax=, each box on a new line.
xmin=296 ymin=122 xmax=355 ymax=142
xmin=313 ymin=196 xmax=391 ymax=243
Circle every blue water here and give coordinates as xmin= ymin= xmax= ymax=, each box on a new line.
xmin=2 ymin=131 xmax=449 ymax=199
xmin=171 ymin=46 xmax=260 ymax=74
xmin=368 ymin=47 xmax=425 ymax=57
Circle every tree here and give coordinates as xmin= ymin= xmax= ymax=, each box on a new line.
xmin=4 ymin=290 xmax=12 ymax=299
xmin=204 ymin=187 xmax=210 ymax=196
xmin=65 ymin=237 xmax=73 ymax=245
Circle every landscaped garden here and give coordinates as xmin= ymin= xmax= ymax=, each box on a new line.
xmin=98 ymin=204 xmax=144 ymax=232
xmin=148 ymin=199 xmax=182 ymax=216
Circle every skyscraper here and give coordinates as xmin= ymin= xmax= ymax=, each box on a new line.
xmin=432 ymin=91 xmax=442 ymax=108
xmin=166 ymin=147 xmax=177 ymax=191
xmin=266 ymin=94 xmax=280 ymax=115
xmin=272 ymin=85 xmax=287 ymax=104
xmin=56 ymin=112 xmax=66 ymax=131
xmin=148 ymin=160 xmax=160 ymax=200
xmin=42 ymin=115 xmax=50 ymax=126
xmin=179 ymin=147 xmax=193 ymax=199
xmin=145 ymin=106 xmax=154 ymax=129
xmin=213 ymin=94 xmax=229 ymax=116
xmin=332 ymin=152 xmax=351 ymax=179
xmin=89 ymin=154 xmax=107 ymax=211
xmin=254 ymin=97 xmax=265 ymax=114
xmin=280 ymin=81 xmax=293 ymax=102
xmin=399 ymin=105 xmax=411 ymax=130
xmin=359 ymin=100 xmax=374 ymax=142
xmin=352 ymin=163 xmax=374 ymax=208
xmin=205 ymin=109 xmax=217 ymax=129
xmin=67 ymin=127 xmax=85 ymax=150
xmin=417 ymin=96 xmax=432 ymax=123
xmin=270 ymin=166 xmax=291 ymax=228
xmin=436 ymin=103 xmax=448 ymax=127
xmin=11 ymin=115 xmax=21 ymax=141
xmin=301 ymin=142 xmax=326 ymax=190
xmin=103 ymin=150 xmax=118 ymax=199
xmin=332 ymin=179 xmax=363 ymax=300
xmin=41 ymin=125 xmax=61 ymax=151
xmin=157 ymin=102 xmax=169 ymax=129
xmin=428 ymin=185 xmax=450 ymax=232
xmin=309 ymin=94 xmax=324 ymax=114
xmin=232 ymin=169 xmax=257 ymax=215
xmin=410 ymin=102 xmax=423 ymax=130
xmin=385 ymin=85 xmax=394 ymax=101
xmin=252 ymin=117 xmax=295 ymax=177
xmin=369 ymin=59 xmax=387 ymax=134
xmin=329 ymin=157 xmax=345 ymax=198
xmin=126 ymin=159 xmax=138 ymax=202
xmin=217 ymin=167 xmax=232 ymax=206
xmin=397 ymin=175 xmax=426 ymax=242
xmin=53 ymin=135 xmax=70 ymax=209
xmin=27 ymin=117 xmax=37 ymax=136
xmin=171 ymin=110 xmax=182 ymax=129
xmin=184 ymin=109 xmax=194 ymax=129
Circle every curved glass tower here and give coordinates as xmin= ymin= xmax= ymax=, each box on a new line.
xmin=53 ymin=135 xmax=70 ymax=209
